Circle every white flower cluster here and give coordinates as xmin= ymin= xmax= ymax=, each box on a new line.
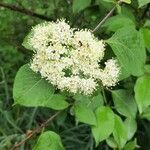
xmin=28 ymin=19 xmax=120 ymax=95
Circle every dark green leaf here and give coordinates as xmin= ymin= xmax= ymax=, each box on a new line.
xmin=73 ymin=0 xmax=91 ymax=13
xmin=112 ymin=90 xmax=137 ymax=118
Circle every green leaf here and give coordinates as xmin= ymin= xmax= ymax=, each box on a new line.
xmin=106 ymin=137 xmax=117 ymax=148
xmin=72 ymin=0 xmax=91 ymax=13
xmin=32 ymin=131 xmax=64 ymax=150
xmin=73 ymin=93 xmax=104 ymax=111
xmin=124 ymin=118 xmax=137 ymax=140
xmin=113 ymin=115 xmax=127 ymax=148
xmin=144 ymin=65 xmax=150 ymax=74
xmin=138 ymin=0 xmax=150 ymax=7
xmin=22 ymin=30 xmax=34 ymax=51
xmin=102 ymin=15 xmax=135 ymax=32
xmin=124 ymin=139 xmax=138 ymax=150
xmin=134 ymin=75 xmax=150 ymax=114
xmin=92 ymin=106 xmax=115 ymax=146
xmin=13 ymin=64 xmax=69 ymax=110
xmin=112 ymin=90 xmax=137 ymax=118
xmin=140 ymin=28 xmax=150 ymax=52
xmin=102 ymin=0 xmax=114 ymax=3
xmin=141 ymin=107 xmax=150 ymax=121
xmin=107 ymin=27 xmax=146 ymax=76
xmin=121 ymin=0 xmax=131 ymax=4
xmin=74 ymin=102 xmax=97 ymax=125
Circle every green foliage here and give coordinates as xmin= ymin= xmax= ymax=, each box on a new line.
xmin=124 ymin=118 xmax=137 ymax=140
xmin=72 ymin=0 xmax=91 ymax=13
xmin=112 ymin=90 xmax=137 ymax=118
xmin=33 ymin=131 xmax=65 ymax=150
xmin=13 ymin=64 xmax=69 ymax=110
xmin=113 ymin=115 xmax=127 ymax=148
xmin=138 ymin=0 xmax=150 ymax=7
xmin=122 ymin=0 xmax=131 ymax=4
xmin=0 ymin=0 xmax=150 ymax=149
xmin=140 ymin=28 xmax=150 ymax=52
xmin=73 ymin=93 xmax=104 ymax=111
xmin=74 ymin=102 xmax=96 ymax=125
xmin=124 ymin=139 xmax=138 ymax=150
xmin=92 ymin=106 xmax=115 ymax=145
xmin=102 ymin=15 xmax=135 ymax=32
xmin=107 ymin=27 xmax=146 ymax=77
xmin=134 ymin=75 xmax=150 ymax=114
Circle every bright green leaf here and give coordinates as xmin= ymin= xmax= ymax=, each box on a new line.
xmin=72 ymin=0 xmax=91 ymax=13
xmin=140 ymin=28 xmax=150 ymax=52
xmin=124 ymin=118 xmax=137 ymax=140
xmin=107 ymin=27 xmax=146 ymax=76
xmin=92 ymin=106 xmax=115 ymax=146
xmin=106 ymin=137 xmax=117 ymax=148
xmin=113 ymin=115 xmax=127 ymax=148
xmin=13 ymin=64 xmax=69 ymax=110
xmin=141 ymin=107 xmax=150 ymax=121
xmin=112 ymin=90 xmax=137 ymax=118
xmin=124 ymin=139 xmax=138 ymax=150
xmin=22 ymin=30 xmax=34 ymax=51
xmin=134 ymin=75 xmax=150 ymax=114
xmin=102 ymin=0 xmax=114 ymax=3
xmin=74 ymin=102 xmax=96 ymax=125
xmin=138 ymin=0 xmax=150 ymax=7
xmin=121 ymin=0 xmax=131 ymax=4
xmin=32 ymin=131 xmax=65 ymax=150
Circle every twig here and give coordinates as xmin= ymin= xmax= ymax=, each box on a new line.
xmin=92 ymin=1 xmax=122 ymax=33
xmin=0 ymin=2 xmax=52 ymax=21
xmin=10 ymin=111 xmax=61 ymax=150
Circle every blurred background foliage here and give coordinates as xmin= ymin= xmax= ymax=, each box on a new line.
xmin=0 ymin=0 xmax=150 ymax=149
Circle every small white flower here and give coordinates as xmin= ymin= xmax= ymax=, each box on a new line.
xmin=28 ymin=19 xmax=120 ymax=95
